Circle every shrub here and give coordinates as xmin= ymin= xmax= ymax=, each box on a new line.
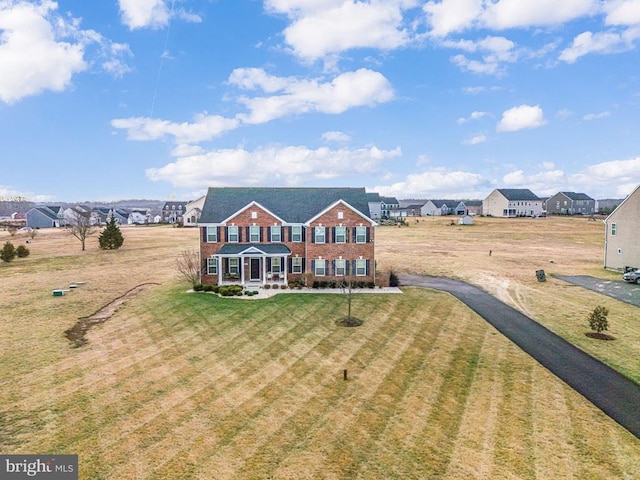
xmin=193 ymin=284 xmax=204 ymax=292
xmin=1 ymin=241 xmax=16 ymax=263
xmin=280 ymin=284 xmax=287 ymax=290
xmin=588 ymin=306 xmax=609 ymax=333
xmin=16 ymin=245 xmax=30 ymax=258
xmin=367 ymin=281 xmax=375 ymax=288
xmin=212 ymin=285 xmax=220 ymax=294
xmin=389 ymin=271 xmax=400 ymax=287
xmin=203 ymin=284 xmax=214 ymax=292
xmin=264 ymin=284 xmax=272 ymax=289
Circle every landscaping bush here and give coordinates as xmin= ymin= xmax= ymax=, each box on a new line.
xmin=193 ymin=284 xmax=204 ymax=292
xmin=588 ymin=306 xmax=609 ymax=333
xmin=264 ymin=284 xmax=272 ymax=289
xmin=1 ymin=241 xmax=16 ymax=263
xmin=280 ymin=284 xmax=287 ymax=289
xmin=203 ymin=284 xmax=214 ymax=292
xmin=389 ymin=271 xmax=400 ymax=287
xmin=16 ymin=245 xmax=30 ymax=258
xmin=212 ymin=285 xmax=220 ymax=294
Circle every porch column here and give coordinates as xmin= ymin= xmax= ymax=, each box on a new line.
xmin=262 ymin=255 xmax=267 ymax=285
xmin=217 ymin=256 xmax=222 ymax=286
xmin=239 ymin=256 xmax=245 ymax=284
xmin=283 ymin=256 xmax=288 ymax=285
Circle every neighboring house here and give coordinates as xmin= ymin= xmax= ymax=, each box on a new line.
xmin=380 ymin=196 xmax=399 ymax=218
xmin=183 ymin=196 xmax=206 ymax=227
xmin=108 ymin=209 xmax=130 ymax=224
xmin=26 ymin=206 xmax=63 ymax=228
xmin=460 ymin=200 xmax=483 ymax=216
xmin=199 ymin=187 xmax=377 ymax=286
xmin=62 ymin=205 xmax=92 ymax=226
xmin=91 ymin=208 xmax=110 ymax=226
xmin=366 ymin=192 xmax=382 ymax=219
xmin=546 ymin=192 xmax=595 ymax=215
xmin=128 ymin=209 xmax=149 ymax=224
xmin=162 ymin=201 xmax=187 ymax=223
xmin=394 ymin=204 xmax=424 ymax=217
xmin=597 ymin=198 xmax=624 ymax=215
xmin=482 ymin=189 xmax=544 ymax=217
xmin=603 ymin=184 xmax=640 ymax=270
xmin=420 ymin=200 xmax=455 ymax=216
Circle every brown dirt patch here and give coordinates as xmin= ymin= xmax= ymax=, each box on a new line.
xmin=64 ymin=283 xmax=159 ymax=347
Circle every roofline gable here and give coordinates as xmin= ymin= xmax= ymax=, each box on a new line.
xmin=220 ymin=201 xmax=286 ymax=225
xmin=305 ymin=199 xmax=377 ymax=226
xmin=605 ymin=183 xmax=640 ymax=223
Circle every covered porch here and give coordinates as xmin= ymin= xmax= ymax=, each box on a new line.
xmin=213 ymin=244 xmax=291 ymax=286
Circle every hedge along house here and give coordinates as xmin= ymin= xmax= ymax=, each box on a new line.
xmin=199 ymin=188 xmax=377 ymax=286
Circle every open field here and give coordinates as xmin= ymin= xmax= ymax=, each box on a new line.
xmin=1 ymin=219 xmax=639 ymax=479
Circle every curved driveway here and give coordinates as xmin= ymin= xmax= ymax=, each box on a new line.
xmin=399 ymin=273 xmax=640 ymax=439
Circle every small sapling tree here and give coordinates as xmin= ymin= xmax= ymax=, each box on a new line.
xmin=176 ymin=248 xmax=201 ymax=287
xmin=1 ymin=241 xmax=16 ymax=262
xmin=16 ymin=245 xmax=30 ymax=258
xmin=67 ymin=211 xmax=96 ymax=251
xmin=99 ymin=217 xmax=125 ymax=250
xmin=588 ymin=306 xmax=609 ymax=334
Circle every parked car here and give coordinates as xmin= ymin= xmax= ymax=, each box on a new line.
xmin=622 ymin=269 xmax=640 ymax=284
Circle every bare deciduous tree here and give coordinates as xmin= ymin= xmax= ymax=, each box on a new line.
xmin=67 ymin=211 xmax=96 ymax=251
xmin=176 ymin=248 xmax=201 ymax=286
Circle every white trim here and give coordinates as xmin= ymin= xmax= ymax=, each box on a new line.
xmin=219 ymin=201 xmax=286 ymax=225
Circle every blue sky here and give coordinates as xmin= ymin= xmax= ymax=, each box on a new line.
xmin=1 ymin=0 xmax=640 ymax=202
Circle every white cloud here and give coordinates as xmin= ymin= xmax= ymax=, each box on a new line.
xmin=539 ymin=161 xmax=555 ymax=170
xmin=496 ymin=104 xmax=546 ymax=132
xmin=373 ymin=167 xmax=490 ymax=198
xmin=604 ymin=0 xmax=640 ymax=26
xmin=146 ymin=144 xmax=402 ymax=188
xmin=111 ymin=113 xmax=240 ymax=143
xmin=583 ymin=111 xmax=611 ymax=120
xmin=230 ymin=68 xmax=395 ymax=124
xmin=463 ymin=134 xmax=487 ymax=144
xmin=322 ymin=131 xmax=351 ymax=143
xmin=117 ymin=0 xmax=201 ymax=30
xmin=559 ymin=28 xmax=640 ymax=62
xmin=424 ymin=0 xmax=483 ymax=37
xmin=445 ymin=36 xmax=518 ymax=75
xmin=503 ymin=168 xmax=566 ymax=196
xmin=268 ymin=0 xmax=418 ymax=61
xmin=0 ymin=184 xmax=54 ymax=202
xmin=457 ymin=110 xmax=488 ymax=124
xmin=569 ymin=156 xmax=640 ymax=186
xmin=0 ymin=1 xmax=132 ymax=104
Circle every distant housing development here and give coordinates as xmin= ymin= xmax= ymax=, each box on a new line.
xmin=546 ymin=192 xmax=595 ymax=215
xmin=603 ymin=184 xmax=640 ymax=271
xmin=482 ymin=189 xmax=544 ymax=217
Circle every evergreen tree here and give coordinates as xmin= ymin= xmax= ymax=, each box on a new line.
xmin=1 ymin=241 xmax=16 ymax=262
xmin=98 ymin=217 xmax=125 ymax=250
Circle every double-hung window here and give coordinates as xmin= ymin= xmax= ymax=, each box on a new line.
xmin=314 ymin=259 xmax=326 ymax=276
xmin=335 ymin=226 xmax=346 ymax=243
xmin=271 ymin=226 xmax=281 ymax=242
xmin=355 ymin=259 xmax=367 ymax=276
xmin=355 ymin=226 xmax=367 ymax=243
xmin=206 ymin=226 xmax=217 ymax=242
xmin=207 ymin=257 xmax=217 ymax=275
xmin=228 ymin=226 xmax=239 ymax=242
xmin=291 ymin=225 xmax=302 ymax=242
xmin=271 ymin=257 xmax=281 ymax=274
xmin=292 ymin=257 xmax=303 ymax=274
xmin=611 ymin=223 xmax=617 ymax=236
xmin=314 ymin=226 xmax=325 ymax=244
xmin=228 ymin=258 xmax=239 ymax=275
xmin=249 ymin=225 xmax=260 ymax=242
xmin=335 ymin=259 xmax=346 ymax=276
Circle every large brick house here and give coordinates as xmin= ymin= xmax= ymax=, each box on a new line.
xmin=199 ymin=187 xmax=377 ymax=286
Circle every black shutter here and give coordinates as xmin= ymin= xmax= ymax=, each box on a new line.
xmin=302 ymin=227 xmax=306 ymax=242
xmin=225 ymin=227 xmax=229 ymax=242
xmin=366 ymin=227 xmax=370 ymax=243
xmin=332 ymin=260 xmax=336 ymax=275
xmin=345 ymin=260 xmax=349 ymax=276
xmin=302 ymin=257 xmax=306 ymax=273
xmin=311 ymin=227 xmax=316 ymax=243
xmin=352 ymin=227 xmax=356 ymax=243
xmin=366 ymin=260 xmax=370 ymax=275
xmin=331 ymin=227 xmax=335 ymax=243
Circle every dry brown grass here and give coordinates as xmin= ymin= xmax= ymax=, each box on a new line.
xmin=1 ymin=219 xmax=639 ymax=479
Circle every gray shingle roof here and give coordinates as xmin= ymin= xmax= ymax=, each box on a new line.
xmin=497 ymin=189 xmax=540 ymax=201
xmin=560 ymin=192 xmax=594 ymax=201
xmin=200 ymin=187 xmax=372 ymax=224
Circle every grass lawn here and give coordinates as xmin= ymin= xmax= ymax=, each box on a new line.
xmin=1 ymin=220 xmax=639 ymax=479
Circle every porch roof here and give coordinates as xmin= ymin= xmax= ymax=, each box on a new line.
xmin=216 ymin=243 xmax=291 ymax=256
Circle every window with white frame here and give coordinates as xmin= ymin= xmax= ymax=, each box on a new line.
xmin=249 ymin=225 xmax=260 ymax=242
xmin=228 ymin=225 xmax=238 ymax=242
xmin=271 ymin=226 xmax=281 ymax=242
xmin=335 ymin=259 xmax=346 ymax=276
xmin=338 ymin=211 xmax=344 ymax=219
xmin=206 ymin=226 xmax=217 ymax=242
xmin=355 ymin=226 xmax=367 ymax=243
xmin=335 ymin=226 xmax=346 ymax=243
xmin=207 ymin=257 xmax=218 ymax=275
xmin=355 ymin=259 xmax=367 ymax=276
xmin=611 ymin=223 xmax=617 ymax=236
xmin=314 ymin=226 xmax=325 ymax=243
xmin=314 ymin=259 xmax=326 ymax=276
xmin=271 ymin=257 xmax=281 ymax=273
xmin=292 ymin=257 xmax=303 ymax=274
xmin=228 ymin=257 xmax=239 ymax=275
xmin=291 ymin=225 xmax=302 ymax=242
xmin=251 ymin=211 xmax=257 ymax=219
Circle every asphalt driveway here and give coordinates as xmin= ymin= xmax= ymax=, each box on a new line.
xmin=398 ymin=273 xmax=640 ymax=439
xmin=555 ymin=274 xmax=640 ymax=307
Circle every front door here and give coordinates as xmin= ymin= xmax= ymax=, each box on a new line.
xmin=250 ymin=258 xmax=260 ymax=281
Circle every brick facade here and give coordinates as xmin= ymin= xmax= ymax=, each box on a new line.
xmin=200 ymin=200 xmax=376 ymax=286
